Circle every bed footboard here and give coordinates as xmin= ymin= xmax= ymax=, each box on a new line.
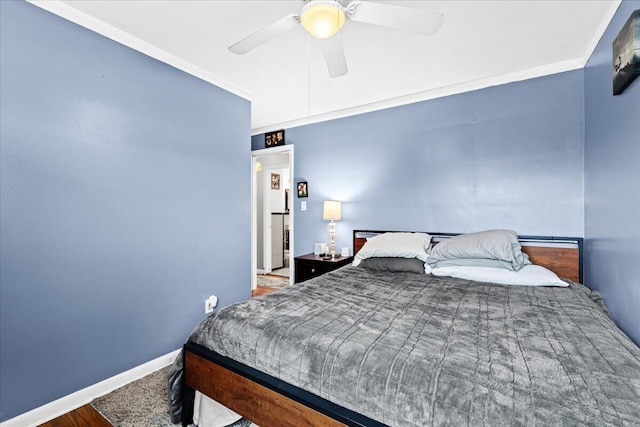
xmin=183 ymin=342 xmax=386 ymax=427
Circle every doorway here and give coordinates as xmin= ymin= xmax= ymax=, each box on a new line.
xmin=251 ymin=145 xmax=294 ymax=293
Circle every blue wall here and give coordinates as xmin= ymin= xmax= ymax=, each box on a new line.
xmin=3 ymin=0 xmax=636 ymax=421
xmin=0 ymin=1 xmax=251 ymax=421
xmin=254 ymin=70 xmax=585 ymax=257
xmin=585 ymin=0 xmax=640 ymax=346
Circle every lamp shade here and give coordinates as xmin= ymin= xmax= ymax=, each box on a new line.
xmin=300 ymin=1 xmax=346 ymax=39
xmin=323 ymin=200 xmax=342 ymax=221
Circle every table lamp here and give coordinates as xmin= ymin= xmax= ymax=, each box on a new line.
xmin=323 ymin=200 xmax=342 ymax=258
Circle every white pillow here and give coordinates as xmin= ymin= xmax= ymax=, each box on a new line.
xmin=353 ymin=232 xmax=431 ymax=266
xmin=431 ymin=264 xmax=568 ymax=287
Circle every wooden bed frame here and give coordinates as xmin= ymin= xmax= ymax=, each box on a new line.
xmin=182 ymin=230 xmax=584 ymax=427
xmin=353 ymin=231 xmax=583 ymax=283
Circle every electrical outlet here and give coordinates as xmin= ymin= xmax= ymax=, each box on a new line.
xmin=205 ymin=295 xmax=218 ymax=314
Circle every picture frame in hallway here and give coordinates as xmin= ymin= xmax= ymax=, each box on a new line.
xmin=297 ymin=181 xmax=308 ymax=198
xmin=613 ymin=9 xmax=640 ymax=95
xmin=271 ymin=173 xmax=280 ymax=190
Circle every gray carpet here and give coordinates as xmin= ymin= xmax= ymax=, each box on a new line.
xmin=92 ymin=366 xmax=174 ymax=426
xmin=91 ymin=366 xmax=252 ymax=427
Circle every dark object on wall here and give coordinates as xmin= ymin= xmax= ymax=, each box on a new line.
xmin=265 ymin=129 xmax=285 ymax=147
xmin=271 ymin=213 xmax=289 ymax=269
xmin=297 ymin=181 xmax=308 ymax=198
xmin=270 ymin=173 xmax=280 ymax=190
xmin=613 ymin=9 xmax=640 ymax=95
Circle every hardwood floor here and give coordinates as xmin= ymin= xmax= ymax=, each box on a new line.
xmin=38 ymin=404 xmax=110 ymax=427
xmin=251 ymin=285 xmax=279 ymax=297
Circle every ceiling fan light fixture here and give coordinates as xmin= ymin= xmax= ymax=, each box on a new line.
xmin=300 ymin=1 xmax=346 ymax=39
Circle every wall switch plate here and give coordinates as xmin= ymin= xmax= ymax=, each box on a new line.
xmin=301 ymin=201 xmax=307 ymax=211
xmin=205 ymin=295 xmax=218 ymax=314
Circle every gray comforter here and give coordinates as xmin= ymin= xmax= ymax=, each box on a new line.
xmin=169 ymin=266 xmax=640 ymax=426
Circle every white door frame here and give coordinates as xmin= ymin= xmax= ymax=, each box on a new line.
xmin=251 ymin=145 xmax=294 ymax=291
xmin=261 ymin=162 xmax=288 ymax=274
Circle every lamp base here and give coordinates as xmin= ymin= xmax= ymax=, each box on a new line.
xmin=328 ymin=220 xmax=340 ymax=260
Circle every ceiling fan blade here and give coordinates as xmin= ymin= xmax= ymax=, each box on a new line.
xmin=229 ymin=14 xmax=300 ymax=55
xmin=347 ymin=1 xmax=444 ymax=35
xmin=321 ymin=34 xmax=348 ymax=78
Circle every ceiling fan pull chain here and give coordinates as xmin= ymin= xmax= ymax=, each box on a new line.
xmin=307 ymin=35 xmax=312 ymax=117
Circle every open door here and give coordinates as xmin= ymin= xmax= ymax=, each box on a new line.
xmin=251 ymin=145 xmax=294 ymax=291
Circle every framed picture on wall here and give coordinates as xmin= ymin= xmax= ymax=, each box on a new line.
xmin=265 ymin=129 xmax=285 ymax=148
xmin=271 ymin=173 xmax=280 ymax=190
xmin=297 ymin=181 xmax=308 ymax=198
xmin=613 ymin=10 xmax=640 ymax=95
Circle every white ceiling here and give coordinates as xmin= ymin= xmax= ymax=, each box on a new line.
xmin=32 ymin=1 xmax=619 ymax=134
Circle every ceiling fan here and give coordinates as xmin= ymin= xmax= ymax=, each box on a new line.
xmin=228 ymin=0 xmax=444 ymax=78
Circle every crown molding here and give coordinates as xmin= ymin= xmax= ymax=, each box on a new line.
xmin=26 ymin=0 xmax=620 ymax=137
xmin=251 ymin=57 xmax=585 ymax=135
xmin=27 ymin=0 xmax=252 ymax=101
xmin=250 ymin=0 xmax=622 ymax=135
xmin=581 ymin=0 xmax=621 ymax=67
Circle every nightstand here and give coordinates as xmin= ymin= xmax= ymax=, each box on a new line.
xmin=294 ymin=253 xmax=354 ymax=283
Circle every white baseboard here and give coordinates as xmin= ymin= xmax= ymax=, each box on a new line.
xmin=0 ymin=349 xmax=181 ymax=427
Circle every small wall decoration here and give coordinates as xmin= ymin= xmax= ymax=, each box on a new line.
xmin=265 ymin=129 xmax=285 ymax=148
xmin=271 ymin=173 xmax=280 ymax=190
xmin=613 ymin=9 xmax=640 ymax=95
xmin=297 ymin=181 xmax=308 ymax=198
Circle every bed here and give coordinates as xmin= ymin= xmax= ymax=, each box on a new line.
xmin=168 ymin=230 xmax=640 ymax=427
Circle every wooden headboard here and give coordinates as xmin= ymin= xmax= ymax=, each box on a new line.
xmin=353 ymin=230 xmax=583 ymax=283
